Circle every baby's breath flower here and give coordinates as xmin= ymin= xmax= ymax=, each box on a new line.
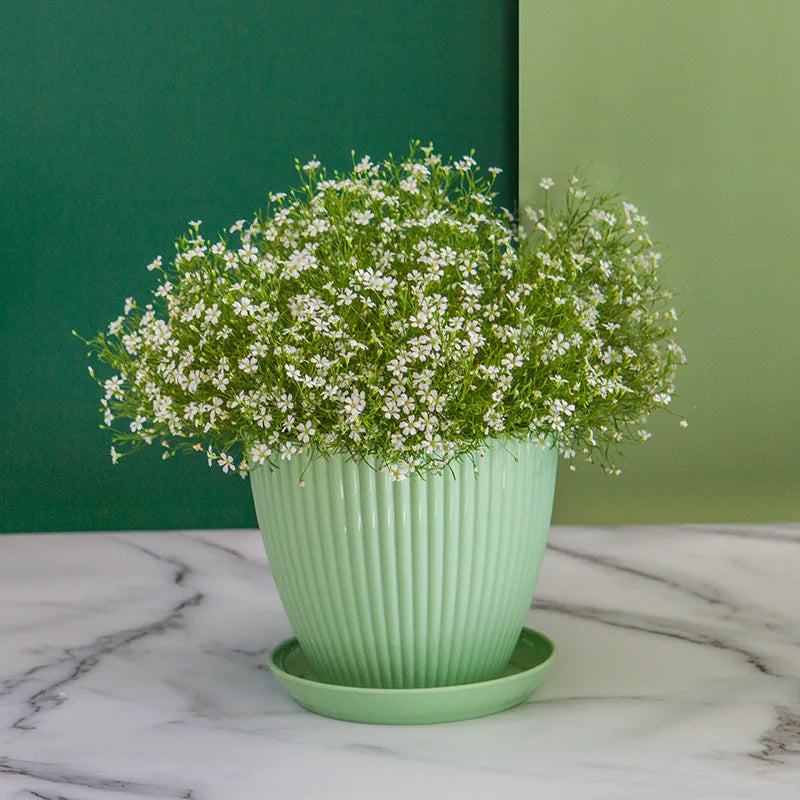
xmin=387 ymin=463 xmax=410 ymax=481
xmin=232 ymin=297 xmax=253 ymax=316
xmin=249 ymin=443 xmax=272 ymax=464
xmin=239 ymin=355 xmax=258 ymax=374
xmin=280 ymin=442 xmax=299 ymax=460
xmin=353 ymin=209 xmax=374 ymax=226
xmin=108 ymin=315 xmax=125 ymax=335
xmin=104 ymin=376 xmax=123 ymax=399
xmin=83 ymin=143 xmax=685 ymax=478
xmin=297 ymin=420 xmax=315 ymax=443
xmin=354 ymin=155 xmax=373 ymax=173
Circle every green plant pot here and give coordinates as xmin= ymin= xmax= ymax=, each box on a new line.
xmin=250 ymin=438 xmax=557 ymax=690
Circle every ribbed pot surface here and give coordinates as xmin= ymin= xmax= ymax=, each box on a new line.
xmin=250 ymin=438 xmax=557 ymax=688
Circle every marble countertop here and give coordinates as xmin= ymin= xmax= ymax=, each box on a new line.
xmin=2 ymin=525 xmax=799 ymax=799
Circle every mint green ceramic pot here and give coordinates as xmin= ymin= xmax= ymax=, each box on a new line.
xmin=250 ymin=438 xmax=557 ymax=689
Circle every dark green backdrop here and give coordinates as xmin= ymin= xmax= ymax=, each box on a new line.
xmin=0 ymin=1 xmax=518 ymax=532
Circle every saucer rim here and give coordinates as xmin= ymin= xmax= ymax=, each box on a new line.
xmin=268 ymin=625 xmax=556 ymax=696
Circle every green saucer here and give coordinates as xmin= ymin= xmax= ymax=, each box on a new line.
xmin=268 ymin=626 xmax=556 ymax=725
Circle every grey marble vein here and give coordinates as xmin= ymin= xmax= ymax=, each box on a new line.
xmin=182 ymin=532 xmax=249 ymax=561
xmin=11 ymin=592 xmax=203 ymax=730
xmin=112 ymin=537 xmax=193 ymax=585
xmin=679 ymin=524 xmax=800 ymax=544
xmin=0 ymin=757 xmax=198 ymax=798
xmin=25 ymin=790 xmax=78 ymax=800
xmin=531 ymin=597 xmax=778 ymax=676
xmin=545 ymin=541 xmax=729 ymax=608
xmin=752 ymin=706 xmax=800 ymax=764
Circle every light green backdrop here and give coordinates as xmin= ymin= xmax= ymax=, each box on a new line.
xmin=522 ymin=0 xmax=800 ymax=523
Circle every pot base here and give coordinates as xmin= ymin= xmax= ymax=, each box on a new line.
xmin=267 ymin=626 xmax=556 ymax=725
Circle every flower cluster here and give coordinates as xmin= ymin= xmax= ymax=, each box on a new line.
xmin=82 ymin=143 xmax=685 ymax=479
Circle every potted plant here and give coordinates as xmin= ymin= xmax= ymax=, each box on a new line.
xmin=80 ymin=143 xmax=685 ymax=723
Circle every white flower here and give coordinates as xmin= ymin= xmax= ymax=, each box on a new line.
xmin=454 ymin=155 xmax=476 ymax=171
xmin=353 ymin=209 xmax=374 ymax=226
xmin=276 ymin=392 xmax=294 ymax=412
xmin=652 ymin=393 xmax=672 ymax=405
xmin=218 ymin=453 xmax=235 ymax=473
xmin=539 ymin=177 xmax=554 ymax=190
xmin=501 ymin=352 xmax=523 ymax=370
xmin=104 ymin=376 xmax=124 ymax=399
xmin=483 ymin=408 xmax=505 ymax=432
xmin=254 ymin=409 xmax=272 ymax=429
xmin=146 ymin=255 xmax=162 ymax=271
xmin=387 ymin=463 xmax=410 ymax=481
xmin=400 ymin=416 xmax=417 ymax=437
xmin=543 ymin=398 xmax=575 ymax=431
xmin=232 ymin=297 xmax=253 ymax=316
xmin=280 ymin=442 xmax=298 ymax=460
xmin=154 ymin=281 xmax=173 ymax=298
xmin=205 ymin=303 xmax=221 ymax=324
xmin=680 ymin=419 xmax=688 ymax=428
xmin=637 ymin=429 xmax=652 ymax=441
xmin=343 ymin=389 xmax=366 ymax=419
xmin=250 ymin=341 xmax=269 ymax=357
xmin=110 ymin=446 xmax=119 ymax=464
xmin=403 ymin=161 xmax=430 ymax=180
xmin=238 ymin=355 xmax=258 ymax=373
xmin=297 ymin=420 xmax=315 ymax=443
xmin=130 ymin=415 xmax=146 ymax=432
xmin=335 ymin=287 xmax=357 ymax=306
xmin=399 ymin=176 xmax=419 ymax=194
xmin=548 ymin=333 xmax=569 ymax=357
xmin=302 ymin=159 xmax=321 ymax=171
xmin=250 ymin=443 xmax=272 ymax=464
xmin=488 ymin=167 xmax=503 ymax=175
xmin=238 ymin=243 xmax=259 ymax=263
xmin=422 ymin=148 xmax=441 ymax=167
xmin=211 ymin=372 xmax=229 ymax=392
